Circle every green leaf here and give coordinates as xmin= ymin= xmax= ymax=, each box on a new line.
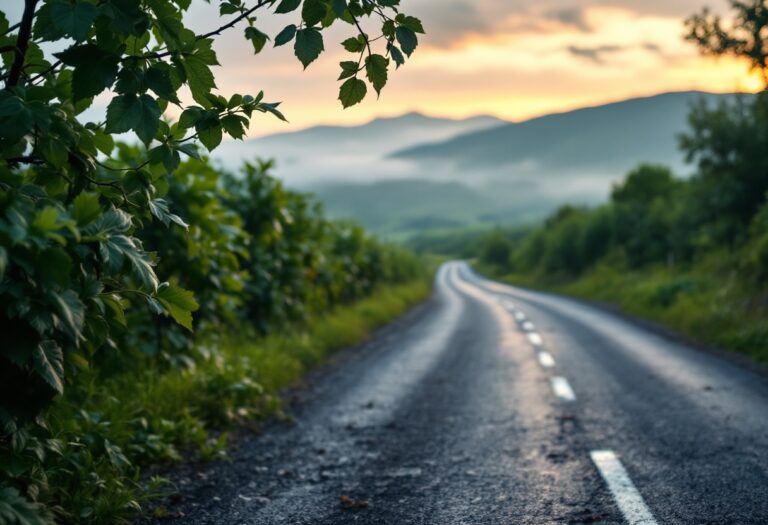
xmin=91 ymin=129 xmax=115 ymax=155
xmin=198 ymin=124 xmax=222 ymax=150
xmin=134 ymin=94 xmax=161 ymax=144
xmin=365 ymin=54 xmax=388 ymax=95
xmin=274 ymin=24 xmax=296 ymax=47
xmin=149 ymin=198 xmax=188 ymax=228
xmin=332 ymin=0 xmax=347 ymax=17
xmin=184 ymin=54 xmax=217 ymax=107
xmin=178 ymin=106 xmax=204 ymax=129
xmin=55 ymin=44 xmax=120 ymax=100
xmin=221 ymin=114 xmax=247 ymax=139
xmin=49 ymin=0 xmax=98 ymax=42
xmin=338 ymin=60 xmax=358 ymax=80
xmin=245 ymin=26 xmax=269 ymax=53
xmin=105 ymin=94 xmax=139 ymax=134
xmin=175 ymin=142 xmax=200 ymax=159
xmin=145 ymin=64 xmax=181 ymax=103
xmin=156 ymin=285 xmax=199 ymax=331
xmin=274 ymin=0 xmax=301 ymax=14
xmin=0 ymin=92 xmax=33 ymax=143
xmin=342 ymin=36 xmax=365 ymax=52
xmin=302 ymin=0 xmax=326 ymax=26
xmin=33 ymin=341 xmax=65 ymax=394
xmin=338 ymin=77 xmax=366 ymax=108
xmin=72 ymin=192 xmax=102 ymax=226
xmin=294 ymin=28 xmax=324 ymax=69
xmin=388 ymin=42 xmax=405 ymax=68
xmin=0 ymin=487 xmax=53 ymax=525
xmin=49 ymin=290 xmax=85 ymax=343
xmin=396 ymin=14 xmax=425 ymax=33
xmin=102 ymin=294 xmax=127 ymax=326
xmin=395 ymin=26 xmax=418 ymax=56
xmin=104 ymin=94 xmax=160 ymax=144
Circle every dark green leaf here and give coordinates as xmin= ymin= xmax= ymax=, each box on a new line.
xmin=245 ymin=26 xmax=269 ymax=53
xmin=156 ymin=285 xmax=199 ymax=330
xmin=221 ymin=114 xmax=247 ymax=139
xmin=145 ymin=64 xmax=180 ymax=103
xmin=396 ymin=14 xmax=425 ymax=33
xmin=302 ymin=0 xmax=326 ymax=26
xmin=49 ymin=290 xmax=85 ymax=343
xmin=274 ymin=24 xmax=296 ymax=46
xmin=338 ymin=77 xmax=366 ymax=108
xmin=55 ymin=44 xmax=120 ymax=100
xmin=365 ymin=54 xmax=388 ymax=95
xmin=332 ymin=0 xmax=347 ymax=17
xmin=338 ymin=60 xmax=358 ymax=80
xmin=198 ymin=124 xmax=222 ymax=150
xmin=49 ymin=0 xmax=98 ymax=42
xmin=274 ymin=0 xmax=301 ymax=14
xmin=184 ymin=54 xmax=217 ymax=107
xmin=395 ymin=26 xmax=417 ymax=56
xmin=149 ymin=198 xmax=188 ymax=228
xmin=72 ymin=192 xmax=102 ymax=226
xmin=388 ymin=42 xmax=405 ymax=67
xmin=294 ymin=28 xmax=324 ymax=68
xmin=342 ymin=36 xmax=365 ymax=52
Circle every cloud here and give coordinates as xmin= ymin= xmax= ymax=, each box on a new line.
xmin=544 ymin=8 xmax=591 ymax=31
xmin=567 ymin=44 xmax=624 ymax=63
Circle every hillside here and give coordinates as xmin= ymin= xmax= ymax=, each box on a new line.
xmin=392 ymin=91 xmax=737 ymax=176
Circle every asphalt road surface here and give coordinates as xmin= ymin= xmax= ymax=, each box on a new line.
xmin=154 ymin=261 xmax=768 ymax=524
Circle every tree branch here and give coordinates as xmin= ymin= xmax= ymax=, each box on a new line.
xmin=6 ymin=0 xmax=39 ymax=87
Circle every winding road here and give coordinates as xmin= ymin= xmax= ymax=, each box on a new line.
xmin=156 ymin=262 xmax=768 ymax=524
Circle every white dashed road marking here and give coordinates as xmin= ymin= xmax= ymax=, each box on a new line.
xmin=521 ymin=321 xmax=535 ymax=332
xmin=514 ymin=311 xmax=526 ymax=321
xmin=550 ymin=376 xmax=576 ymax=401
xmin=590 ymin=450 xmax=658 ymax=525
xmin=537 ymin=351 xmax=555 ymax=368
xmin=527 ymin=332 xmax=543 ymax=346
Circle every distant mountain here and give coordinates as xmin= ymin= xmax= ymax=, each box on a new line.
xmin=213 ymin=91 xmax=745 ymax=239
xmin=212 ymin=112 xmax=505 ymax=186
xmin=392 ymin=91 xmax=737 ymax=179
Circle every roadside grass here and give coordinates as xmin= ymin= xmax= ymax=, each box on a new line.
xmin=39 ymin=279 xmax=432 ymax=524
xmin=477 ymin=261 xmax=768 ymax=365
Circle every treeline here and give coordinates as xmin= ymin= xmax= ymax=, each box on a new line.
xmin=474 ymin=92 xmax=768 ymax=362
xmin=0 ymin=149 xmax=423 ymax=523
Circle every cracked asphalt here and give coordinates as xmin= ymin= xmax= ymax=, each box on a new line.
xmin=148 ymin=262 xmax=768 ymax=524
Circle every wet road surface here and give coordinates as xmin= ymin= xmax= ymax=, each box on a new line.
xmin=152 ymin=262 xmax=768 ymax=524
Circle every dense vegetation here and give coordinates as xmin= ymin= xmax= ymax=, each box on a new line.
xmin=472 ymin=1 xmax=768 ymax=364
xmin=0 ymin=0 xmax=426 ymax=522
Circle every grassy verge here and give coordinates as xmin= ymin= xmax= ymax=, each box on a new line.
xmin=35 ymin=279 xmax=431 ymax=523
xmin=477 ymin=261 xmax=768 ymax=365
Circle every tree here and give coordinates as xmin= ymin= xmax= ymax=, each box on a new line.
xmin=685 ymin=0 xmax=768 ymax=87
xmin=683 ymin=1 xmax=768 ymax=243
xmin=0 ymin=0 xmax=423 ymax=425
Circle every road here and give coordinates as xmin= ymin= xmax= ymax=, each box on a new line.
xmin=154 ymin=261 xmax=768 ymax=524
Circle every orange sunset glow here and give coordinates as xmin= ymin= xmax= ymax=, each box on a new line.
xmin=194 ymin=1 xmax=762 ymax=135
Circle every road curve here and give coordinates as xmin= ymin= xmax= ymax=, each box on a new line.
xmin=151 ymin=261 xmax=768 ymax=524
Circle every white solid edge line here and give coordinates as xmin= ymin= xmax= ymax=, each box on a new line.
xmin=537 ymin=351 xmax=555 ymax=368
xmin=527 ymin=332 xmax=543 ymax=346
xmin=550 ymin=376 xmax=576 ymax=401
xmin=590 ymin=450 xmax=658 ymax=525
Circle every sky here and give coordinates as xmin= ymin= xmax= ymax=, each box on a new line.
xmin=5 ymin=0 xmax=760 ymax=136
xmin=187 ymin=0 xmax=761 ymax=136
